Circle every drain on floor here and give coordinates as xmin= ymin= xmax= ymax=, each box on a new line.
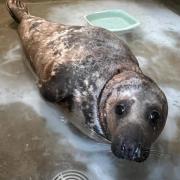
xmin=52 ymin=170 xmax=88 ymax=180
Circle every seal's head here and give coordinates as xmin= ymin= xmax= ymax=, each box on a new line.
xmin=99 ymin=71 xmax=168 ymax=162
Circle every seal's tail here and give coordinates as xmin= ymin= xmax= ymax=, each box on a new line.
xmin=6 ymin=0 xmax=29 ymax=23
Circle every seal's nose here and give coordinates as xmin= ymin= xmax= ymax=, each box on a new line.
xmin=111 ymin=140 xmax=149 ymax=162
xmin=121 ymin=142 xmax=140 ymax=159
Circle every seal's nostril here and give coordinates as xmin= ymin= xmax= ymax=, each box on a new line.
xmin=111 ymin=138 xmax=150 ymax=162
xmin=121 ymin=143 xmax=125 ymax=152
xmin=135 ymin=147 xmax=139 ymax=154
xmin=142 ymin=151 xmax=148 ymax=158
xmin=134 ymin=147 xmax=141 ymax=158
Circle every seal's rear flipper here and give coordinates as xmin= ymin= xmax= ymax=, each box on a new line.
xmin=6 ymin=0 xmax=29 ymax=23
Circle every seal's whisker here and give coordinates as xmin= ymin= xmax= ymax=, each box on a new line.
xmin=149 ymin=148 xmax=169 ymax=154
xmin=150 ymin=151 xmax=167 ymax=155
xmin=149 ymin=151 xmax=170 ymax=159
xmin=149 ymin=153 xmax=161 ymax=157
xmin=148 ymin=156 xmax=160 ymax=161
xmin=149 ymin=153 xmax=169 ymax=159
xmin=142 ymin=146 xmax=170 ymax=159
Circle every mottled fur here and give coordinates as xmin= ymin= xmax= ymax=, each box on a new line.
xmin=7 ymin=0 xmax=168 ymax=162
xmin=11 ymin=7 xmax=142 ymax=135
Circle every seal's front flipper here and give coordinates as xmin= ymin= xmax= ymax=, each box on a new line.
xmin=38 ymin=77 xmax=68 ymax=103
xmin=6 ymin=0 xmax=29 ymax=23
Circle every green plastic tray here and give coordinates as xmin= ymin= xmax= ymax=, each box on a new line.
xmin=84 ymin=9 xmax=140 ymax=32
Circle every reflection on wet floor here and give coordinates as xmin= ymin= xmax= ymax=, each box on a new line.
xmin=0 ymin=102 xmax=79 ymax=180
xmin=0 ymin=0 xmax=180 ymax=179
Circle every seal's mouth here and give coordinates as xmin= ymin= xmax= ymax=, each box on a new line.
xmin=111 ymin=141 xmax=150 ymax=162
xmin=110 ymin=124 xmax=151 ymax=163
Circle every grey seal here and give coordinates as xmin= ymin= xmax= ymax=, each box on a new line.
xmin=7 ymin=0 xmax=168 ymax=162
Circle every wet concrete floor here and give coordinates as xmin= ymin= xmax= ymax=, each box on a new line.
xmin=0 ymin=0 xmax=180 ymax=179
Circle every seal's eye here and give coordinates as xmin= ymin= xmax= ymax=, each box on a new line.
xmin=148 ymin=110 xmax=160 ymax=126
xmin=115 ymin=103 xmax=128 ymax=117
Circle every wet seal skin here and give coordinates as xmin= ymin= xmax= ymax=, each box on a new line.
xmin=6 ymin=0 xmax=168 ymax=162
